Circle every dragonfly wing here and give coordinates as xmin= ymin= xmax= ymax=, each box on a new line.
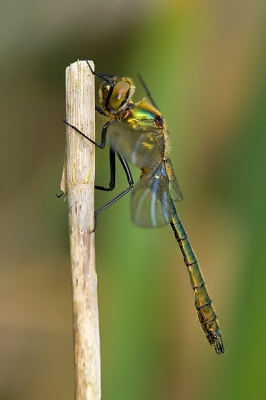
xmin=165 ymin=159 xmax=183 ymax=202
xmin=107 ymin=121 xmax=164 ymax=168
xmin=131 ymin=163 xmax=174 ymax=228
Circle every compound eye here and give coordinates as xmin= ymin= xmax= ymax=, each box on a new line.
xmin=109 ymin=81 xmax=130 ymax=110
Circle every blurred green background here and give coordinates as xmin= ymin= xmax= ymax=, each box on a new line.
xmin=1 ymin=0 xmax=266 ymax=399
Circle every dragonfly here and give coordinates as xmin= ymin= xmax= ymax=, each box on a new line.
xmin=64 ymin=61 xmax=225 ymax=355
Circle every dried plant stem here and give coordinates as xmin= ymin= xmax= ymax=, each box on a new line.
xmin=62 ymin=60 xmax=101 ymax=400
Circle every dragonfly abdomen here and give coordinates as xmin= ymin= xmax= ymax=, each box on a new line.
xmin=170 ymin=212 xmax=225 ymax=355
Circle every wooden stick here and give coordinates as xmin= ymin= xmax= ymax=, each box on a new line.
xmin=62 ymin=60 xmax=101 ymax=400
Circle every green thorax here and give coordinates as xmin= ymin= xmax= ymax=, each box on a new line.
xmin=125 ymin=100 xmax=163 ymax=129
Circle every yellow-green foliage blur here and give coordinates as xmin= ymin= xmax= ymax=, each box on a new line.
xmin=1 ymin=1 xmax=265 ymax=399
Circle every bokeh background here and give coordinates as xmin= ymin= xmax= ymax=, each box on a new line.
xmin=1 ymin=0 xmax=266 ymax=399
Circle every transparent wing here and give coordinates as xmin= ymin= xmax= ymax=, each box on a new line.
xmin=131 ymin=163 xmax=175 ymax=228
xmin=165 ymin=159 xmax=183 ymax=202
xmin=107 ymin=121 xmax=164 ymax=169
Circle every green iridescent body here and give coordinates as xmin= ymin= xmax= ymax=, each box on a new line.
xmin=128 ymin=103 xmax=159 ymax=125
xmin=107 ymin=93 xmax=224 ymax=353
xmin=83 ymin=65 xmax=225 ymax=354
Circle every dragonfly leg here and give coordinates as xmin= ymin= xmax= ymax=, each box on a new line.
xmin=63 ymin=118 xmax=134 ymax=231
xmin=85 ymin=60 xmax=116 ymax=85
xmin=63 ymin=118 xmax=113 ymax=149
xmin=91 ymin=153 xmax=134 ymax=232
xmin=95 ymin=105 xmax=107 ymax=116
xmin=58 ymin=117 xmax=109 ymax=199
xmin=95 ymin=148 xmax=116 ymax=192
xmin=56 ymin=191 xmax=64 ymax=198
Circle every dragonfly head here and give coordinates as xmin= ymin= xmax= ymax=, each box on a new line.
xmin=99 ymin=77 xmax=135 ymax=115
